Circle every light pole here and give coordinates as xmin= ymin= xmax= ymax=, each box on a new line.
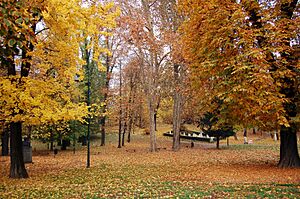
xmin=87 ymin=67 xmax=91 ymax=168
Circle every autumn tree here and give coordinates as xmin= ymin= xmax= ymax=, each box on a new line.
xmin=1 ymin=0 xmax=47 ymax=178
xmin=119 ymin=0 xmax=187 ymax=152
xmin=118 ymin=0 xmax=166 ymax=151
xmin=0 ymin=0 xmax=117 ymax=178
xmin=180 ymin=0 xmax=300 ymax=167
xmin=122 ymin=59 xmax=142 ymax=143
xmin=157 ymin=0 xmax=186 ymax=151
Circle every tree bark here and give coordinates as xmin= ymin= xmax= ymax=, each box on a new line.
xmin=118 ymin=117 xmax=122 ymax=148
xmin=172 ymin=94 xmax=181 ymax=151
xmin=61 ymin=139 xmax=69 ymax=150
xmin=1 ymin=127 xmax=9 ymax=156
xmin=6 ymin=44 xmax=28 ymax=178
xmin=127 ymin=78 xmax=135 ymax=143
xmin=216 ymin=136 xmax=220 ymax=149
xmin=50 ymin=128 xmax=54 ymax=151
xmin=148 ymin=98 xmax=157 ymax=152
xmin=277 ymin=0 xmax=299 ymax=168
xmin=100 ymin=117 xmax=106 ymax=146
xmin=278 ymin=125 xmax=300 ymax=168
xmin=127 ymin=116 xmax=133 ymax=143
xmin=9 ymin=122 xmax=28 ymax=178
xmin=154 ymin=112 xmax=157 ymax=132
xmin=122 ymin=122 xmax=126 ymax=147
xmin=243 ymin=128 xmax=248 ymax=144
xmin=172 ymin=67 xmax=182 ymax=151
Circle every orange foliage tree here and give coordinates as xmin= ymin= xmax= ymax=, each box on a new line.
xmin=180 ymin=0 xmax=300 ymax=167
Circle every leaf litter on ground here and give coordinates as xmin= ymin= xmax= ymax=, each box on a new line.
xmin=0 ymin=134 xmax=299 ymax=198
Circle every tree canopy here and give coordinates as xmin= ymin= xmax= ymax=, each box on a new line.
xmin=179 ymin=0 xmax=299 ymax=130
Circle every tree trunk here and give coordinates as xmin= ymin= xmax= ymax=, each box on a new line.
xmin=127 ymin=117 xmax=133 ymax=143
xmin=50 ymin=141 xmax=54 ymax=151
xmin=127 ymin=79 xmax=135 ymax=143
xmin=138 ymin=105 xmax=144 ymax=128
xmin=118 ymin=118 xmax=122 ymax=148
xmin=172 ymin=64 xmax=182 ymax=151
xmin=100 ymin=81 xmax=109 ymax=147
xmin=278 ymin=125 xmax=300 ymax=168
xmin=7 ymin=44 xmax=28 ymax=178
xmin=276 ymin=0 xmax=299 ymax=168
xmin=216 ymin=136 xmax=220 ymax=149
xmin=50 ymin=129 xmax=54 ymax=151
xmin=172 ymin=90 xmax=181 ymax=151
xmin=122 ymin=122 xmax=126 ymax=147
xmin=81 ymin=136 xmax=87 ymax=146
xmin=61 ymin=139 xmax=68 ymax=150
xmin=1 ymin=128 xmax=9 ymax=156
xmin=9 ymin=122 xmax=28 ymax=178
xmin=118 ymin=63 xmax=122 ymax=149
xmin=100 ymin=117 xmax=106 ymax=146
xmin=148 ymin=99 xmax=157 ymax=152
xmin=243 ymin=128 xmax=248 ymax=144
xmin=154 ymin=112 xmax=157 ymax=131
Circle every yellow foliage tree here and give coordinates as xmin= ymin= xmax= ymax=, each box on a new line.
xmin=0 ymin=0 xmax=118 ymax=178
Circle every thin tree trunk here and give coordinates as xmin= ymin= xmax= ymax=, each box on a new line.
xmin=9 ymin=122 xmax=28 ymax=178
xmin=118 ymin=117 xmax=122 ymax=148
xmin=127 ymin=79 xmax=135 ymax=143
xmin=61 ymin=139 xmax=68 ymax=150
xmin=118 ymin=64 xmax=122 ymax=148
xmin=50 ymin=141 xmax=54 ymax=151
xmin=100 ymin=117 xmax=106 ymax=146
xmin=138 ymin=105 xmax=144 ymax=128
xmin=172 ymin=64 xmax=181 ymax=151
xmin=127 ymin=117 xmax=133 ymax=143
xmin=122 ymin=122 xmax=126 ymax=147
xmin=1 ymin=127 xmax=9 ymax=156
xmin=154 ymin=113 xmax=157 ymax=131
xmin=243 ymin=128 xmax=248 ymax=144
xmin=50 ymin=128 xmax=54 ymax=151
xmin=216 ymin=136 xmax=220 ymax=149
xmin=148 ymin=99 xmax=157 ymax=152
xmin=278 ymin=125 xmax=300 ymax=168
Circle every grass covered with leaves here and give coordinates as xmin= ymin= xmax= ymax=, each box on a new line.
xmin=1 ymin=132 xmax=300 ymax=198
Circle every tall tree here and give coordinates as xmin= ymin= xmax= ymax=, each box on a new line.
xmin=122 ymin=58 xmax=142 ymax=143
xmin=158 ymin=0 xmax=186 ymax=151
xmin=120 ymin=0 xmax=183 ymax=152
xmin=0 ymin=0 xmax=117 ymax=178
xmin=276 ymin=0 xmax=300 ymax=168
xmin=119 ymin=0 xmax=170 ymax=151
xmin=180 ymin=0 xmax=300 ymax=167
xmin=1 ymin=0 xmax=46 ymax=178
xmin=97 ymin=2 xmax=124 ymax=146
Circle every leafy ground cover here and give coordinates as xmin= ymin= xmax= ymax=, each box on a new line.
xmin=0 ymin=132 xmax=299 ymax=198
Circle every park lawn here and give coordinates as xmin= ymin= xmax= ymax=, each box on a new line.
xmin=0 ymin=133 xmax=300 ymax=198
